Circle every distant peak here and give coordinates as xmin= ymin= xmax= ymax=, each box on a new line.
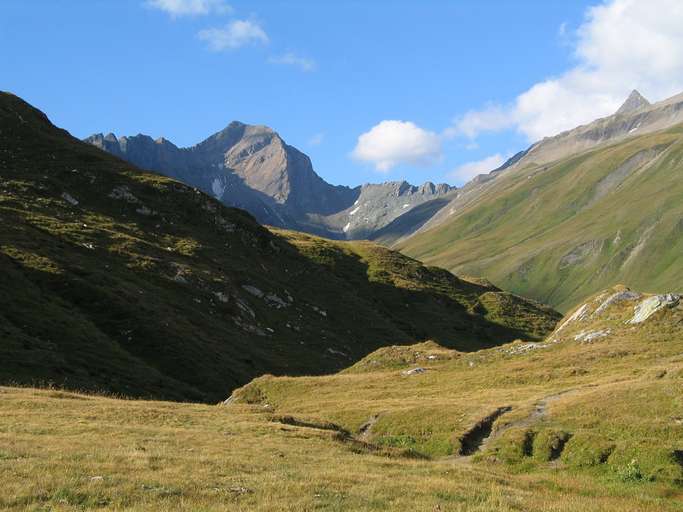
xmin=213 ymin=121 xmax=275 ymax=140
xmin=616 ymin=89 xmax=650 ymax=115
xmin=225 ymin=120 xmax=246 ymax=129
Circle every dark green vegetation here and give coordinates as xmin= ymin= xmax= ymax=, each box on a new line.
xmin=0 ymin=92 xmax=559 ymax=402
xmin=231 ymin=286 xmax=683 ymax=489
xmin=400 ymin=125 xmax=683 ymax=312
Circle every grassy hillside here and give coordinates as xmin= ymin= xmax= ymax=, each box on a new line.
xmin=2 ymin=287 xmax=680 ymax=511
xmin=0 ymin=92 xmax=558 ymax=402
xmin=275 ymin=229 xmax=560 ymax=344
xmin=231 ymin=286 xmax=683 ymax=492
xmin=399 ymin=126 xmax=683 ymax=311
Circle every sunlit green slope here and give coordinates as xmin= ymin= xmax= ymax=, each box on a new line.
xmin=400 ymin=127 xmax=683 ymax=311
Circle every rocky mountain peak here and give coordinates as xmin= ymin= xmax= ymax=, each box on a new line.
xmin=85 ymin=120 xmax=457 ymax=240
xmin=616 ymin=89 xmax=650 ymax=115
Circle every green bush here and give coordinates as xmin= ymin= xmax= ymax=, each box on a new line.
xmin=615 ymin=459 xmax=650 ymax=482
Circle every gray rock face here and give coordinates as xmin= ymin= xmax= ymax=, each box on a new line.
xmin=86 ymin=123 xmax=455 ymax=240
xmin=616 ymin=90 xmax=650 ymax=115
xmin=628 ymin=294 xmax=680 ymax=324
xmin=504 ymin=89 xmax=682 ymax=170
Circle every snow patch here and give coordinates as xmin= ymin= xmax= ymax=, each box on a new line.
xmin=343 ymin=222 xmax=351 ymax=233
xmin=349 ymin=206 xmax=361 ymax=215
xmin=211 ymin=178 xmax=227 ymax=199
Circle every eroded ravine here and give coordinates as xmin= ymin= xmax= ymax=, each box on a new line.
xmin=452 ymin=388 xmax=579 ymax=461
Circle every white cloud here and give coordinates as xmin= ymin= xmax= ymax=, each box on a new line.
xmin=146 ymin=0 xmax=232 ymax=17
xmin=352 ymin=120 xmax=442 ymax=172
xmin=308 ymin=132 xmax=324 ymax=146
xmin=448 ymin=0 xmax=683 ymax=142
xmin=445 ymin=104 xmax=514 ymax=139
xmin=198 ymin=20 xmax=268 ymax=51
xmin=449 ymin=154 xmax=506 ymax=182
xmin=269 ymin=52 xmax=316 ymax=72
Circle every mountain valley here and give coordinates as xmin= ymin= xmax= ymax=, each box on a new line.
xmin=0 ymin=92 xmax=558 ymax=402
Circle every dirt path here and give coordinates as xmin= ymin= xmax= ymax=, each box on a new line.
xmin=447 ymin=388 xmax=580 ymax=463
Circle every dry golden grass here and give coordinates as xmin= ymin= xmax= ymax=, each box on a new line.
xmin=1 ymin=385 xmax=681 ymax=512
xmin=1 ymin=287 xmax=681 ymax=511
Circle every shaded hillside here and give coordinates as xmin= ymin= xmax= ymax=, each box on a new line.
xmin=275 ymin=229 xmax=561 ymax=343
xmin=0 ymin=92 xmax=559 ymax=402
xmin=400 ymin=124 xmax=683 ymax=311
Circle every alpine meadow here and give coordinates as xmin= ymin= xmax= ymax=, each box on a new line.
xmin=1 ymin=1 xmax=682 ymax=511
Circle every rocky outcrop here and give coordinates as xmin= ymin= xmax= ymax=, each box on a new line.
xmin=616 ymin=90 xmax=650 ymax=115
xmin=550 ymin=287 xmax=681 ymax=344
xmin=628 ymin=294 xmax=680 ymax=324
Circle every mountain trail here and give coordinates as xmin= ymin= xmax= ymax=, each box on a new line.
xmin=447 ymin=388 xmax=584 ymax=464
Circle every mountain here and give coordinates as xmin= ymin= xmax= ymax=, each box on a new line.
xmin=0 ymin=91 xmax=559 ymax=402
xmin=394 ymin=89 xmax=683 ymax=245
xmin=616 ymin=89 xmax=650 ymax=115
xmin=399 ymin=92 xmax=683 ymax=311
xmin=85 ymin=125 xmax=456 ymax=240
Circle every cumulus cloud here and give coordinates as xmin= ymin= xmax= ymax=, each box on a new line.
xmin=269 ymin=52 xmax=316 ymax=72
xmin=448 ymin=0 xmax=683 ymax=142
xmin=198 ymin=20 xmax=268 ymax=51
xmin=352 ymin=120 xmax=442 ymax=172
xmin=146 ymin=0 xmax=232 ymax=17
xmin=449 ymin=154 xmax=506 ymax=182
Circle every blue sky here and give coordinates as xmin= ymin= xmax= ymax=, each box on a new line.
xmin=3 ymin=0 xmax=682 ymax=187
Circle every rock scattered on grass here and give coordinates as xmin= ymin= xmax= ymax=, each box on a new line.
xmin=401 ymin=367 xmax=427 ymax=376
xmin=61 ymin=192 xmax=79 ymax=206
xmin=555 ymin=303 xmax=590 ymax=333
xmin=628 ymin=294 xmax=680 ymax=324
xmin=242 ymin=285 xmax=264 ymax=298
xmin=573 ymin=329 xmax=611 ymax=343
xmin=593 ymin=290 xmax=641 ymax=317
